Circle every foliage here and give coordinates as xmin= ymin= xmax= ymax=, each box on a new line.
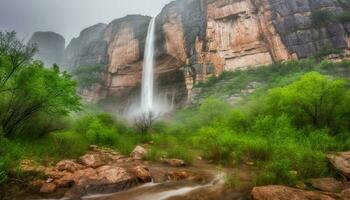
xmin=265 ymin=72 xmax=350 ymax=132
xmin=0 ymin=31 xmax=81 ymax=137
xmin=147 ymin=60 xmax=350 ymax=186
xmin=0 ymin=138 xmax=22 ymax=184
xmin=73 ymin=64 xmax=105 ymax=89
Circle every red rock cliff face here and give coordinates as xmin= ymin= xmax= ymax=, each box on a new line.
xmin=63 ymin=0 xmax=350 ymax=107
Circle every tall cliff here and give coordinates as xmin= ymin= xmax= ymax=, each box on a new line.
xmin=43 ymin=0 xmax=350 ymax=108
xmin=28 ymin=31 xmax=65 ymax=67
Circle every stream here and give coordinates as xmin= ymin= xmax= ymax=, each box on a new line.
xmin=79 ymin=162 xmax=251 ymax=200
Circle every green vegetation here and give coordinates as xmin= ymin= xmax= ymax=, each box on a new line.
xmin=1 ymin=30 xmax=350 ymax=192
xmin=0 ymin=31 xmax=81 ymax=137
xmin=73 ymin=64 xmax=106 ymax=89
xmin=148 ymin=60 xmax=350 ymax=186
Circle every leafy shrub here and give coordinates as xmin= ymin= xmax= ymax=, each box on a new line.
xmin=265 ymin=72 xmax=350 ymax=132
xmin=0 ymin=138 xmax=22 ymax=184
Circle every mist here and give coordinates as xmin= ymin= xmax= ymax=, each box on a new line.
xmin=0 ymin=0 xmax=172 ymax=43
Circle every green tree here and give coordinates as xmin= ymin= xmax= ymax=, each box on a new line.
xmin=0 ymin=31 xmax=81 ymax=137
xmin=265 ymin=72 xmax=350 ymax=132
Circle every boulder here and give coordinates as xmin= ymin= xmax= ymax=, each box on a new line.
xmin=133 ymin=165 xmax=152 ymax=182
xmin=130 ymin=146 xmax=147 ymax=160
xmin=251 ymin=185 xmax=340 ymax=200
xmin=79 ymin=153 xmax=105 ymax=168
xmin=53 ymin=173 xmax=75 ymax=187
xmin=306 ymin=178 xmax=345 ymax=193
xmin=40 ymin=182 xmax=57 ymax=194
xmin=29 ymin=180 xmax=45 ymax=190
xmin=65 ymin=166 xmax=138 ymax=198
xmin=56 ymin=160 xmax=84 ymax=173
xmin=44 ymin=167 xmax=66 ymax=179
xmin=166 ymin=171 xmax=189 ymax=181
xmin=327 ymin=152 xmax=350 ymax=178
xmin=164 ymin=159 xmax=186 ymax=167
xmin=96 ymin=165 xmax=131 ymax=183
xmin=341 ymin=189 xmax=350 ymax=199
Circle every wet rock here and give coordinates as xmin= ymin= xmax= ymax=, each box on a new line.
xmin=166 ymin=171 xmax=189 ymax=181
xmin=53 ymin=173 xmax=75 ymax=187
xmin=40 ymin=182 xmax=57 ymax=194
xmin=133 ymin=165 xmax=152 ymax=182
xmin=96 ymin=165 xmax=131 ymax=183
xmin=79 ymin=153 xmax=105 ymax=168
xmin=65 ymin=166 xmax=138 ymax=198
xmin=341 ymin=189 xmax=350 ymax=199
xmin=306 ymin=178 xmax=345 ymax=193
xmin=29 ymin=180 xmax=45 ymax=190
xmin=56 ymin=160 xmax=84 ymax=173
xmin=73 ymin=168 xmax=99 ymax=184
xmin=251 ymin=185 xmax=340 ymax=200
xmin=44 ymin=168 xmax=66 ymax=179
xmin=327 ymin=152 xmax=350 ymax=178
xmin=130 ymin=145 xmax=147 ymax=160
xmin=164 ymin=159 xmax=186 ymax=167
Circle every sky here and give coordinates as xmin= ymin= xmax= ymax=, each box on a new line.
xmin=0 ymin=0 xmax=172 ymax=44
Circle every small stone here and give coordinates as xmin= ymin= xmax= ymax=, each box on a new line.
xmin=90 ymin=145 xmax=98 ymax=150
xmin=56 ymin=160 xmax=84 ymax=172
xmin=130 ymin=146 xmax=147 ymax=160
xmin=79 ymin=153 xmax=105 ymax=168
xmin=46 ymin=178 xmax=54 ymax=183
xmin=164 ymin=159 xmax=186 ymax=167
xmin=40 ymin=182 xmax=57 ymax=194
xmin=306 ymin=178 xmax=344 ymax=193
xmin=30 ymin=180 xmax=45 ymax=190
xmin=166 ymin=171 xmax=189 ymax=181
xmin=133 ymin=165 xmax=152 ymax=182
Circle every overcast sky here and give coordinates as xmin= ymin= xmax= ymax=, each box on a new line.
xmin=0 ymin=0 xmax=172 ymax=44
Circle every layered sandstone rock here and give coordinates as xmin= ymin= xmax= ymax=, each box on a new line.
xmin=28 ymin=31 xmax=65 ymax=67
xmin=251 ymin=185 xmax=342 ymax=200
xmin=57 ymin=0 xmax=350 ymax=107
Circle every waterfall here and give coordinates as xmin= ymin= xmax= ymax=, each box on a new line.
xmin=126 ymin=17 xmax=173 ymax=119
xmin=141 ymin=17 xmax=156 ymax=114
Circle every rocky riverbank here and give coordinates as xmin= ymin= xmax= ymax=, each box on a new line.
xmin=8 ymin=145 xmax=350 ymax=200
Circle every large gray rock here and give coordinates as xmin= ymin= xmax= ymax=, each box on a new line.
xmin=64 ymin=23 xmax=108 ymax=71
xmin=269 ymin=0 xmax=350 ymax=58
xmin=28 ymin=31 xmax=65 ymax=67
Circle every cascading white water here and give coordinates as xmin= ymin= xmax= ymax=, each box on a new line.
xmin=126 ymin=17 xmax=174 ymax=119
xmin=141 ymin=17 xmax=156 ymax=114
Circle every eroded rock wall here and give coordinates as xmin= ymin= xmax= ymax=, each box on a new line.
xmin=61 ymin=0 xmax=350 ymax=107
xmin=268 ymin=0 xmax=350 ymax=58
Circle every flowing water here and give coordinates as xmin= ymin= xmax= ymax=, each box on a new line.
xmin=83 ymin=174 xmax=226 ymax=200
xmin=126 ymin=17 xmax=173 ymax=119
xmin=79 ymin=162 xmax=252 ymax=200
xmin=141 ymin=17 xmax=156 ymax=114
